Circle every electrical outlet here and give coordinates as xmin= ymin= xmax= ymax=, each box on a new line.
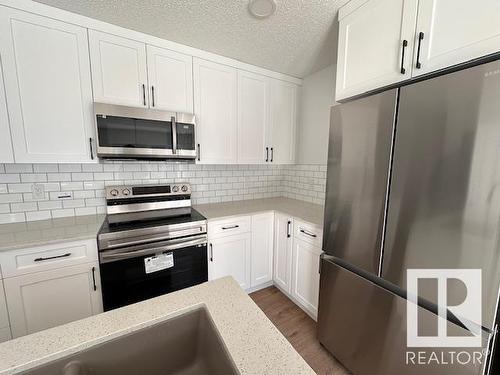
xmin=31 ymin=184 xmax=45 ymax=199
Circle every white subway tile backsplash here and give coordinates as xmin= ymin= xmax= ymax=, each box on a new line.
xmin=0 ymin=213 xmax=25 ymax=224
xmin=11 ymin=202 xmax=38 ymax=213
xmin=0 ymin=194 xmax=23 ymax=204
xmin=51 ymin=208 xmax=75 ymax=218
xmin=5 ymin=164 xmax=32 ymax=173
xmin=26 ymin=211 xmax=52 ymax=221
xmin=58 ymin=164 xmax=82 ymax=172
xmin=0 ymin=174 xmax=20 ymax=183
xmin=0 ymin=162 xmax=326 ymax=223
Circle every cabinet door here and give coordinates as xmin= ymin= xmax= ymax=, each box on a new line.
xmin=413 ymin=0 xmax=500 ymax=77
xmin=251 ymin=212 xmax=274 ymax=287
xmin=268 ymin=80 xmax=297 ymax=164
xmin=291 ymin=238 xmax=322 ymax=319
xmin=209 ymin=233 xmax=251 ymax=290
xmin=0 ymin=280 xmax=9 ymax=330
xmin=335 ymin=0 xmax=418 ymax=100
xmin=89 ymin=30 xmax=148 ymax=107
xmin=146 ymin=45 xmax=193 ymax=113
xmin=0 ymin=55 xmax=13 ymax=163
xmin=193 ymin=58 xmax=238 ymax=164
xmin=237 ymin=71 xmax=269 ymax=164
xmin=0 ymin=8 xmax=95 ymax=163
xmin=273 ymin=213 xmax=293 ymax=293
xmin=4 ymin=262 xmax=102 ymax=338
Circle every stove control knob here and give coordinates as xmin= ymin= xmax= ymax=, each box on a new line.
xmin=181 ymin=185 xmax=188 ymax=192
xmin=122 ymin=188 xmax=131 ymax=196
xmin=110 ymin=189 xmax=119 ymax=197
xmin=172 ymin=185 xmax=179 ymax=193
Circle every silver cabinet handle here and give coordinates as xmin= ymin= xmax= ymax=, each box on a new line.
xmin=287 ymin=220 xmax=291 ymax=238
xmin=270 ymin=147 xmax=274 ymax=162
xmin=34 ymin=252 xmax=71 ymax=262
xmin=266 ymin=147 xmax=269 ymax=162
xmin=300 ymin=229 xmax=317 ymax=238
xmin=151 ymin=85 xmax=155 ymax=107
xmin=222 ymin=225 xmax=239 ymax=230
xmin=142 ymin=84 xmax=146 ymax=106
xmin=92 ymin=266 xmax=97 ymax=291
xmin=209 ymin=243 xmax=213 ymax=262
xmin=197 ymin=144 xmax=201 ymax=161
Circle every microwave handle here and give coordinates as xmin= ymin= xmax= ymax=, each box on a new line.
xmin=171 ymin=116 xmax=177 ymax=155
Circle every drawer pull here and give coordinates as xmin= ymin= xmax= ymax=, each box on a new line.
xmin=287 ymin=220 xmax=291 ymax=238
xmin=300 ymin=229 xmax=317 ymax=238
xmin=34 ymin=252 xmax=71 ymax=262
xmin=222 ymin=225 xmax=239 ymax=230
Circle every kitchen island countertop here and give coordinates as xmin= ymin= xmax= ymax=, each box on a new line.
xmin=0 ymin=277 xmax=315 ymax=375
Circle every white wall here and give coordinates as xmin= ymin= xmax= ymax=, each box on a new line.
xmin=297 ymin=65 xmax=337 ymax=165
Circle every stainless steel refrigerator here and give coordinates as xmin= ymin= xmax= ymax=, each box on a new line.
xmin=318 ymin=59 xmax=500 ymax=375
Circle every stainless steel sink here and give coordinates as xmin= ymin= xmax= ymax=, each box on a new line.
xmin=26 ymin=306 xmax=239 ymax=375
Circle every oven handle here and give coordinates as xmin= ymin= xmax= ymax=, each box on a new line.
xmin=100 ymin=236 xmax=207 ymax=263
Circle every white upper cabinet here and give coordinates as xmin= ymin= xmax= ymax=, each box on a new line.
xmin=146 ymin=45 xmax=193 ymax=113
xmin=413 ymin=0 xmax=500 ymax=77
xmin=336 ymin=0 xmax=418 ymax=100
xmin=194 ymin=58 xmax=238 ymax=164
xmin=268 ymin=80 xmax=297 ymax=164
xmin=0 ymin=8 xmax=96 ymax=163
xmin=89 ymin=30 xmax=148 ymax=108
xmin=0 ymin=56 xmax=13 ymax=163
xmin=237 ymin=71 xmax=269 ymax=164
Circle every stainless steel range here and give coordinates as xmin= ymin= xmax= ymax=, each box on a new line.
xmin=97 ymin=183 xmax=207 ymax=311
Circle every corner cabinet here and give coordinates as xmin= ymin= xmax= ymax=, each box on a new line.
xmin=0 ymin=55 xmax=13 ymax=163
xmin=273 ymin=213 xmax=293 ymax=293
xmin=268 ymin=80 xmax=297 ymax=164
xmin=194 ymin=58 xmax=238 ymax=164
xmin=336 ymin=0 xmax=500 ymax=100
xmin=0 ymin=8 xmax=96 ymax=163
xmin=250 ymin=213 xmax=274 ymax=287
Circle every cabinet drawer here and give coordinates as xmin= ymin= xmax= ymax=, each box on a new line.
xmin=208 ymin=216 xmax=251 ymax=238
xmin=294 ymin=220 xmax=323 ymax=248
xmin=0 ymin=239 xmax=98 ymax=278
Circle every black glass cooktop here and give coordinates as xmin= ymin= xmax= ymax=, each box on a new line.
xmin=98 ymin=208 xmax=206 ymax=236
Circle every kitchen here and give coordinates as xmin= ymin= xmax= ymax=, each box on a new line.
xmin=0 ymin=0 xmax=499 ymax=374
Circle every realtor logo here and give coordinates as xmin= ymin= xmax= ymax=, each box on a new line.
xmin=406 ymin=269 xmax=482 ymax=348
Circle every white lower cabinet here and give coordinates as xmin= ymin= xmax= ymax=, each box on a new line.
xmin=209 ymin=233 xmax=251 ymax=290
xmin=273 ymin=213 xmax=293 ymax=293
xmin=250 ymin=213 xmax=274 ymax=287
xmin=291 ymin=239 xmax=322 ymax=319
xmin=4 ymin=262 xmax=102 ymax=338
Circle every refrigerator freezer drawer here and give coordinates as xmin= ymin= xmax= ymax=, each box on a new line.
xmin=317 ymin=259 xmax=490 ymax=375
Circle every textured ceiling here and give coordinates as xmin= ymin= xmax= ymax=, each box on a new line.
xmin=33 ymin=0 xmax=347 ymax=78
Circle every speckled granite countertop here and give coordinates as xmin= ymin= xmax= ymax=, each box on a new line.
xmin=0 ymin=198 xmax=323 ymax=253
xmin=0 ymin=277 xmax=315 ymax=375
xmin=195 ymin=197 xmax=324 ymax=226
xmin=0 ymin=214 xmax=106 ymax=252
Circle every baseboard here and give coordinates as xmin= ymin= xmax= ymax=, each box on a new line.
xmin=245 ymin=280 xmax=274 ymax=294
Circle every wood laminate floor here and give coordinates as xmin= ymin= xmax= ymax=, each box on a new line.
xmin=249 ymin=286 xmax=350 ymax=375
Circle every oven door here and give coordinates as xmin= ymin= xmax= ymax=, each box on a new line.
xmin=99 ymin=235 xmax=208 ymax=311
xmin=96 ymin=113 xmax=174 ymax=159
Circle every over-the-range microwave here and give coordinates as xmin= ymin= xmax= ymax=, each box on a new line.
xmin=94 ymin=103 xmax=196 ymax=160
